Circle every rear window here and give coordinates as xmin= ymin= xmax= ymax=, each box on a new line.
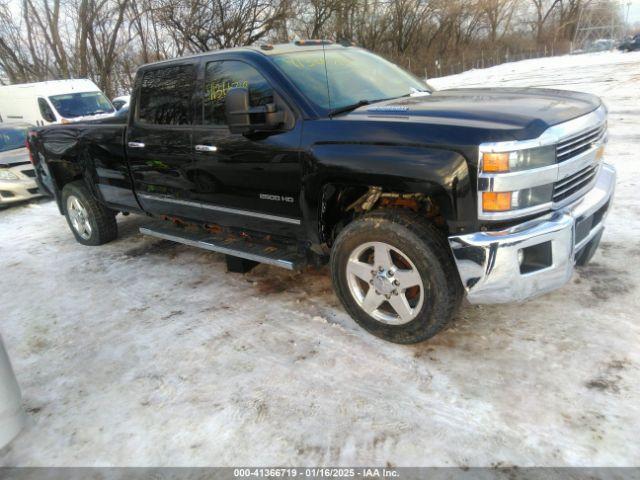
xmin=137 ymin=65 xmax=196 ymax=125
xmin=49 ymin=91 xmax=114 ymax=118
xmin=0 ymin=125 xmax=27 ymax=152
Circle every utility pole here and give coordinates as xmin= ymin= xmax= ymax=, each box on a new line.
xmin=573 ymin=0 xmax=624 ymax=50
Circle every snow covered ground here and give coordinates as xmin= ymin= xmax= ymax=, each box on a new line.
xmin=1 ymin=51 xmax=639 ymax=467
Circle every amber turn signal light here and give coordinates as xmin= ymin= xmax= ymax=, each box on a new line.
xmin=482 ymin=152 xmax=510 ymax=173
xmin=482 ymin=192 xmax=512 ymax=211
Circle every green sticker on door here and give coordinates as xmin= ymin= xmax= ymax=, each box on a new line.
xmin=209 ymin=80 xmax=249 ymax=101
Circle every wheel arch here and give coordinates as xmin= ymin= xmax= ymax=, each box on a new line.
xmin=317 ymin=182 xmax=450 ymax=248
xmin=305 ymin=143 xmax=474 ymax=249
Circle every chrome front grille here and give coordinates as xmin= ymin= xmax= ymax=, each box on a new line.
xmin=477 ymin=105 xmax=608 ymax=221
xmin=553 ymin=163 xmax=599 ymax=203
xmin=556 ymin=123 xmax=606 ymax=163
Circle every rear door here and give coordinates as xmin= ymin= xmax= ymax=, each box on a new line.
xmin=191 ymin=58 xmax=303 ymax=237
xmin=125 ymin=62 xmax=199 ymax=219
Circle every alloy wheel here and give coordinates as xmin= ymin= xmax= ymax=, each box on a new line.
xmin=66 ymin=195 xmax=92 ymax=240
xmin=345 ymin=241 xmax=425 ymax=325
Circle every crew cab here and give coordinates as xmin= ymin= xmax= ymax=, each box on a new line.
xmin=27 ymin=41 xmax=616 ymax=343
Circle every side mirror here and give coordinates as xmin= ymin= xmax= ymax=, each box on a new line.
xmin=225 ymin=87 xmax=284 ymax=134
xmin=225 ymin=88 xmax=252 ymax=134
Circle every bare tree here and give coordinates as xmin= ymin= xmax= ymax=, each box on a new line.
xmin=156 ymin=0 xmax=289 ymax=52
xmin=389 ymin=0 xmax=432 ymax=55
xmin=85 ymin=0 xmax=131 ymax=97
xmin=557 ymin=0 xmax=585 ymax=41
xmin=531 ymin=0 xmax=562 ymax=43
xmin=0 ymin=0 xmax=624 ymax=94
xmin=24 ymin=0 xmax=71 ymax=77
xmin=479 ymin=0 xmax=516 ymax=43
xmin=351 ymin=0 xmax=390 ymax=50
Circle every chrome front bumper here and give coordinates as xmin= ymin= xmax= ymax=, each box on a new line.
xmin=449 ymin=163 xmax=616 ymax=304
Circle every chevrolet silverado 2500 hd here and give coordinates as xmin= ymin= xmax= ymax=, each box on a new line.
xmin=27 ymin=42 xmax=616 ymax=343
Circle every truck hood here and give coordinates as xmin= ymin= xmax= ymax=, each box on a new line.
xmin=0 ymin=147 xmax=29 ymax=167
xmin=345 ymin=87 xmax=602 ymax=141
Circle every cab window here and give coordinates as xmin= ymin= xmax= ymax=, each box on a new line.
xmin=202 ymin=60 xmax=274 ymax=126
xmin=137 ymin=64 xmax=195 ymax=125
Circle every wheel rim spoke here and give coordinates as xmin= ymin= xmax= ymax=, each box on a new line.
xmin=388 ymin=293 xmax=414 ymax=322
xmin=347 ymin=259 xmax=373 ymax=282
xmin=361 ymin=287 xmax=384 ymax=314
xmin=373 ymin=243 xmax=393 ymax=270
xmin=394 ymin=268 xmax=421 ymax=289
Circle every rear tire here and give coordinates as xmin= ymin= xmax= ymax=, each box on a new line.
xmin=62 ymin=181 xmax=117 ymax=246
xmin=330 ymin=209 xmax=463 ymax=344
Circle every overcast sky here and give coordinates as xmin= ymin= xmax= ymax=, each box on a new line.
xmin=627 ymin=0 xmax=640 ymax=24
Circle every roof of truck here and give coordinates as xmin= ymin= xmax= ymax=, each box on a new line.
xmin=139 ymin=42 xmax=350 ymax=69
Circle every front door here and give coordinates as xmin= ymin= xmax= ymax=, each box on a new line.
xmin=126 ymin=62 xmax=198 ymax=220
xmin=191 ymin=59 xmax=303 ymax=238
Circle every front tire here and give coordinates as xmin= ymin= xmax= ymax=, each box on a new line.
xmin=330 ymin=209 xmax=463 ymax=344
xmin=62 ymin=181 xmax=117 ymax=246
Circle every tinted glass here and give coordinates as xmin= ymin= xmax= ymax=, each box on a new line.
xmin=203 ymin=61 xmax=274 ymax=125
xmin=38 ymin=98 xmax=56 ymax=122
xmin=272 ymin=49 xmax=431 ymax=111
xmin=138 ymin=65 xmax=195 ymax=125
xmin=49 ymin=92 xmax=114 ymax=118
xmin=0 ymin=125 xmax=27 ymax=152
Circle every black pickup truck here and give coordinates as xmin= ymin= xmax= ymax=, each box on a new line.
xmin=27 ymin=41 xmax=616 ymax=343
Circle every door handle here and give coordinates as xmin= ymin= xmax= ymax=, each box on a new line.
xmin=128 ymin=141 xmax=145 ymax=149
xmin=195 ymin=144 xmax=218 ymax=152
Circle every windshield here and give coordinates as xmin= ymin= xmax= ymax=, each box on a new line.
xmin=0 ymin=125 xmax=27 ymax=152
xmin=49 ymin=91 xmax=115 ymax=118
xmin=272 ymin=48 xmax=431 ymax=112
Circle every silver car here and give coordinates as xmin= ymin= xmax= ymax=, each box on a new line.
xmin=0 ymin=123 xmax=42 ymax=206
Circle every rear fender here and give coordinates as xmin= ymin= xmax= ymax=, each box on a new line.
xmin=31 ymin=127 xmax=98 ymax=213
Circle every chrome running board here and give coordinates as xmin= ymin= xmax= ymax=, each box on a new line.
xmin=139 ymin=224 xmax=305 ymax=270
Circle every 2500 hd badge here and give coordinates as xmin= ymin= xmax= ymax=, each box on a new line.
xmin=260 ymin=193 xmax=295 ymax=203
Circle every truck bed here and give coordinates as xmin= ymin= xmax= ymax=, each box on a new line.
xmin=30 ymin=114 xmax=140 ymax=214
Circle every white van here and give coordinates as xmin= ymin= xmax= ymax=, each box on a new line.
xmin=0 ymin=79 xmax=115 ymax=126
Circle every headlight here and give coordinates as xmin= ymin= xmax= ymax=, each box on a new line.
xmin=482 ymin=145 xmax=556 ymax=173
xmin=0 ymin=170 xmax=19 ymax=180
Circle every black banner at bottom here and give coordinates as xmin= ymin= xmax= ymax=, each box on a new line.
xmin=0 ymin=468 xmax=639 ymax=480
